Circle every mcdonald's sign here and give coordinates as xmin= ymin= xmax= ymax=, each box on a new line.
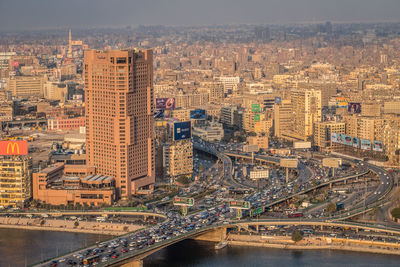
xmin=0 ymin=141 xmax=28 ymax=155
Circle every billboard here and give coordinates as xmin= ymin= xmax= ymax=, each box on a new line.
xmin=190 ymin=109 xmax=206 ymax=120
xmin=336 ymin=97 xmax=349 ymax=108
xmin=348 ymin=103 xmax=361 ymax=114
xmin=338 ymin=133 xmax=346 ymax=144
xmin=361 ymin=139 xmax=371 ymax=150
xmin=373 ymin=141 xmax=383 ymax=152
xmin=156 ymin=98 xmax=175 ymax=109
xmin=344 ymin=135 xmax=352 ymax=146
xmin=331 ymin=133 xmax=338 ymax=143
xmin=323 ymin=158 xmax=342 ymax=168
xmin=251 ymin=104 xmax=260 ymax=112
xmin=0 ymin=141 xmax=28 ymax=156
xmin=243 ymin=144 xmax=259 ymax=153
xmin=173 ymin=121 xmax=191 ymax=141
xmin=173 ymin=197 xmax=194 ymax=207
xmin=154 ymin=109 xmax=165 ymax=119
xmin=352 ymin=137 xmax=360 ymax=148
xmin=293 ymin=141 xmax=311 ymax=149
xmin=254 ymin=114 xmax=260 ymax=122
xmin=280 ymin=159 xmax=298 ymax=168
xmin=274 ymin=97 xmax=282 ymax=105
xmin=249 ymin=169 xmax=269 ymax=180
xmin=230 ymin=200 xmax=251 ymax=210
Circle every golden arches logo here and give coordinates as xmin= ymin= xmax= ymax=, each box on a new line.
xmin=6 ymin=142 xmax=19 ymax=154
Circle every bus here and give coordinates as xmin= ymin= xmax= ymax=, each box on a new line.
xmin=83 ymin=255 xmax=100 ymax=265
xmin=288 ymin=213 xmax=304 ymax=218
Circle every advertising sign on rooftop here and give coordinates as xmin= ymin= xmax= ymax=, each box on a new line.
xmin=348 ymin=103 xmax=361 ymax=114
xmin=154 ymin=109 xmax=165 ymax=119
xmin=336 ymin=97 xmax=349 ymax=108
xmin=173 ymin=121 xmax=191 ymax=141
xmin=373 ymin=141 xmax=383 ymax=152
xmin=251 ymin=104 xmax=260 ymax=112
xmin=353 ymin=137 xmax=360 ymax=148
xmin=190 ymin=109 xmax=206 ymax=120
xmin=331 ymin=133 xmax=338 ymax=143
xmin=344 ymin=135 xmax=352 ymax=146
xmin=361 ymin=139 xmax=371 ymax=150
xmin=0 ymin=141 xmax=28 ymax=156
xmin=156 ymin=98 xmax=175 ymax=109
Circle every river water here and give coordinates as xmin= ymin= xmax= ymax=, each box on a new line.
xmin=0 ymin=228 xmax=109 ymax=267
xmin=1 ymin=229 xmax=400 ymax=267
xmin=144 ymin=239 xmax=400 ymax=267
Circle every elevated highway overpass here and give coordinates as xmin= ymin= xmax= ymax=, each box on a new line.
xmin=34 ymin=145 xmax=395 ymax=266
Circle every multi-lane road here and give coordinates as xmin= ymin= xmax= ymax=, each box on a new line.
xmin=34 ymin=142 xmax=397 ymax=266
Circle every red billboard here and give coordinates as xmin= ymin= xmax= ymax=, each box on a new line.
xmin=0 ymin=141 xmax=28 ymax=155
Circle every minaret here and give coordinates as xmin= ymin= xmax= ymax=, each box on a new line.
xmin=67 ymin=29 xmax=72 ymax=58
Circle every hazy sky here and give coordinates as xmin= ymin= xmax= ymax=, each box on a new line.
xmin=1 ymin=0 xmax=400 ymax=30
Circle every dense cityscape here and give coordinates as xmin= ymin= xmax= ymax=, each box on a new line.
xmin=1 ymin=1 xmax=400 ymax=267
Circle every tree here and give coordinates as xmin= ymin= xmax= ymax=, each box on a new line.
xmin=291 ymin=231 xmax=303 ymax=243
xmin=327 ymin=202 xmax=337 ymax=215
xmin=74 ymin=221 xmax=79 ymax=228
xmin=40 ymin=220 xmax=45 ymax=226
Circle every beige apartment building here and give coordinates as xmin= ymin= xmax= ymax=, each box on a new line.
xmin=163 ymin=139 xmax=193 ymax=181
xmin=0 ymin=156 xmax=32 ymax=208
xmin=43 ymin=81 xmax=68 ymax=102
xmin=84 ymin=49 xmax=155 ymax=198
xmin=274 ymin=99 xmax=293 ymax=139
xmin=7 ymin=76 xmax=44 ymax=98
xmin=247 ymin=135 xmax=269 ymax=150
xmin=198 ymin=81 xmax=224 ymax=103
xmin=383 ymin=121 xmax=400 ymax=165
xmin=343 ymin=115 xmax=385 ymax=142
xmin=314 ymin=121 xmax=345 ymax=151
xmin=0 ymin=102 xmax=13 ymax=122
xmin=290 ymin=89 xmax=322 ymax=141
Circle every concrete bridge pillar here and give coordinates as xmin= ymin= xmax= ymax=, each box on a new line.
xmin=320 ymin=225 xmax=323 ymax=231
xmin=120 ymin=259 xmax=143 ymax=267
xmin=286 ymin=168 xmax=289 ymax=183
xmin=329 ymin=183 xmax=332 ymax=190
xmin=344 ymin=179 xmax=347 ymax=185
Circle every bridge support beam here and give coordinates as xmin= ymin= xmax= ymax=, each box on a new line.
xmin=286 ymin=167 xmax=289 ymax=183
xmin=194 ymin=227 xmax=227 ymax=242
xmin=120 ymin=259 xmax=143 ymax=267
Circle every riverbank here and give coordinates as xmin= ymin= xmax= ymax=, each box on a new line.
xmin=227 ymin=234 xmax=400 ymax=256
xmin=0 ymin=216 xmax=144 ymax=236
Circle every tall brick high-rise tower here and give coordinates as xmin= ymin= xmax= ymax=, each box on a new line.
xmin=84 ymin=49 xmax=154 ymax=199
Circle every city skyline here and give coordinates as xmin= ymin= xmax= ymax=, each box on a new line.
xmin=2 ymin=1 xmax=400 ymax=265
xmin=1 ymin=0 xmax=400 ymax=31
